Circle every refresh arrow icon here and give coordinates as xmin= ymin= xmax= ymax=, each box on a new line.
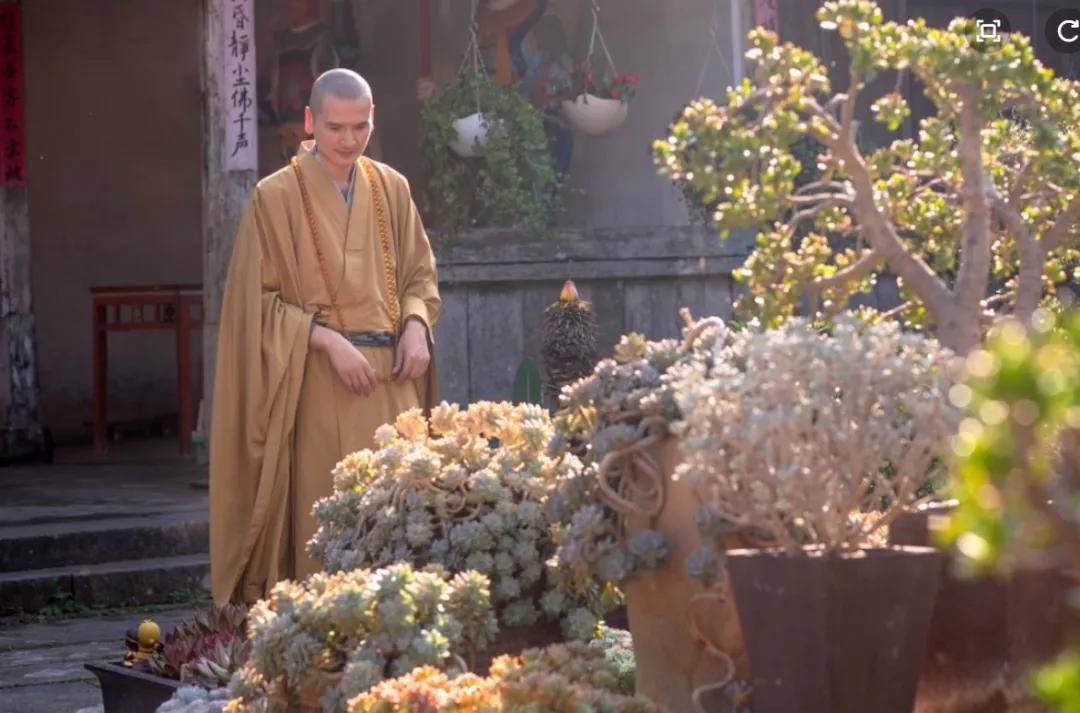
xmin=1059 ymin=19 xmax=1079 ymax=43
xmin=1047 ymin=9 xmax=1080 ymax=52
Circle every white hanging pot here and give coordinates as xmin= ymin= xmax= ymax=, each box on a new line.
xmin=449 ymin=112 xmax=489 ymax=157
xmin=561 ymin=93 xmax=628 ymax=136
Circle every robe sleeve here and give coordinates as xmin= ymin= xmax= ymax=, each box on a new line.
xmin=389 ymin=173 xmax=441 ymax=339
xmin=209 ymin=185 xmax=315 ymax=605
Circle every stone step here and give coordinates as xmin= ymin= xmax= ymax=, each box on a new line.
xmin=0 ymin=512 xmax=208 ymax=573
xmin=0 ymin=554 xmax=210 ymax=615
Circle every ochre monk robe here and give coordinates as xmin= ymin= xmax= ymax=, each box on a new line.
xmin=210 ymin=71 xmax=440 ymax=605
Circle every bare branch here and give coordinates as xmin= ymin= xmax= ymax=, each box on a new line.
xmin=1042 ymin=204 xmax=1080 ymax=253
xmin=952 ymin=85 xmax=994 ymax=318
xmin=829 ymin=129 xmax=954 ymax=327
xmin=992 ymin=195 xmax=1047 ymax=323
xmin=881 ymin=300 xmax=916 ymax=320
xmin=794 ymin=180 xmax=851 ymax=196
xmin=787 ymin=192 xmax=855 ymax=206
xmin=811 ymin=249 xmax=884 ymax=292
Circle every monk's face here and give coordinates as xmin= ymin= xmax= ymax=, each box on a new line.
xmin=305 ymin=95 xmax=374 ymax=173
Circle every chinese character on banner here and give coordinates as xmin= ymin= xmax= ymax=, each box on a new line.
xmin=224 ymin=0 xmax=256 ymax=171
xmin=0 ymin=1 xmax=25 ymax=187
xmin=754 ymin=0 xmax=779 ymax=33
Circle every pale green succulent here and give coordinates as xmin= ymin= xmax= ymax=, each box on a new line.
xmin=546 ymin=320 xmax=735 ymax=610
xmin=309 ymin=402 xmax=604 ymax=637
xmin=225 ymin=563 xmax=497 ymax=713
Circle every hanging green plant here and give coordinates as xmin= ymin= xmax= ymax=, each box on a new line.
xmin=421 ymin=72 xmax=560 ymax=240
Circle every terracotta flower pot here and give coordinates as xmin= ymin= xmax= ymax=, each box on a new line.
xmin=448 ymin=112 xmax=489 ymax=157
xmin=621 ymin=437 xmax=749 ymax=713
xmin=726 ymin=546 xmax=943 ymax=713
xmin=560 ymin=93 xmax=628 ymax=136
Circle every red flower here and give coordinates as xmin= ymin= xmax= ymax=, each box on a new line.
xmin=611 ymin=88 xmax=621 ymax=99
xmin=627 ymin=73 xmax=640 ymax=84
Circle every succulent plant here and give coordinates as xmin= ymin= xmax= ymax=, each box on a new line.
xmin=673 ymin=315 xmax=960 ymax=554
xmin=348 ymin=641 xmax=659 ymax=712
xmin=224 ymin=563 xmax=498 ymax=713
xmin=545 ymin=316 xmax=730 ymax=607
xmin=309 ymin=402 xmax=604 ymax=637
xmin=149 ymin=604 xmax=249 ymax=686
xmin=157 ymin=685 xmax=232 ymax=713
xmin=181 ymin=632 xmax=249 ymax=688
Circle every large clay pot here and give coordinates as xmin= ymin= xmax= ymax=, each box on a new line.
xmin=622 ymin=437 xmax=749 ymax=713
xmin=726 ymin=546 xmax=943 ymax=713
xmin=561 ymin=93 xmax=628 ymax=136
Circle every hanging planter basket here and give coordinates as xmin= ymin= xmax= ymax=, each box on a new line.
xmin=448 ymin=112 xmax=490 ymax=157
xmin=561 ymin=93 xmax=628 ymax=136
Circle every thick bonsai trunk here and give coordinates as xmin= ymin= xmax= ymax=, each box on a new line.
xmin=934 ymin=306 xmax=982 ymax=356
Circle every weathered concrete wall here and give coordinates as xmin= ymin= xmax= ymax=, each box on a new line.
xmin=24 ymin=0 xmax=204 ymax=442
xmin=432 ymin=227 xmax=753 ymax=405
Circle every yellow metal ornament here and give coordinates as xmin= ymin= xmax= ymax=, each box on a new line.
xmin=122 ymin=619 xmax=161 ymax=667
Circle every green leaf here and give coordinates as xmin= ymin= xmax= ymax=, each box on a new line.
xmin=512 ymin=358 xmax=543 ymax=405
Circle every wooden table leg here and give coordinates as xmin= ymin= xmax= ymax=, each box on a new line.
xmin=91 ymin=303 xmax=108 ymax=455
xmin=177 ymin=297 xmax=194 ymax=457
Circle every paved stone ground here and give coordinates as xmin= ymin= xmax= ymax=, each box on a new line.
xmin=0 ymin=437 xmax=207 ymax=517
xmin=0 ymin=438 xmax=208 ymax=712
xmin=0 ymin=607 xmax=196 ymax=713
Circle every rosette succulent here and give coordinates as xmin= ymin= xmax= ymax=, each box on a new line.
xmin=223 ymin=563 xmax=498 ymax=713
xmin=348 ymin=641 xmax=659 ymax=712
xmin=150 ymin=604 xmax=249 ymax=688
xmin=309 ymin=402 xmax=602 ymax=637
xmin=545 ymin=316 xmax=734 ymax=607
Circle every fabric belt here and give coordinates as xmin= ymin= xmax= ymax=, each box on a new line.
xmin=341 ymin=330 xmax=396 ymax=348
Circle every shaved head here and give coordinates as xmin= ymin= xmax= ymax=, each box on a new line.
xmin=309 ymin=69 xmax=373 ymax=115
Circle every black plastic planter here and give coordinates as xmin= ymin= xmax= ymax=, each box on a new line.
xmin=727 ymin=546 xmax=943 ymax=713
xmin=85 ymin=661 xmax=181 ymax=713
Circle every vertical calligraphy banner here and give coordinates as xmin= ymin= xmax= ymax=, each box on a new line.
xmin=754 ymin=0 xmax=780 ymax=33
xmin=0 ymin=1 xmax=25 ymax=187
xmin=225 ymin=0 xmax=257 ymax=171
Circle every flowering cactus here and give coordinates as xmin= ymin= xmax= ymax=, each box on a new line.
xmin=309 ymin=402 xmax=603 ymax=637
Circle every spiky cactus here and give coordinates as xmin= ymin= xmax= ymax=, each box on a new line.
xmin=540 ymin=280 xmax=599 ymax=408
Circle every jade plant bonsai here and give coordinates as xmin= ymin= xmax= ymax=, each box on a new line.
xmin=654 ymin=0 xmax=1080 ymax=354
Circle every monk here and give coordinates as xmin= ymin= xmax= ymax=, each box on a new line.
xmin=209 ymin=69 xmax=440 ymax=605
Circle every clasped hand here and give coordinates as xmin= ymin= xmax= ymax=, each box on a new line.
xmin=312 ymin=320 xmax=429 ymax=397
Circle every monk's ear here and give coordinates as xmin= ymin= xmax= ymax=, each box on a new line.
xmin=304 ymin=106 xmax=315 ymax=136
